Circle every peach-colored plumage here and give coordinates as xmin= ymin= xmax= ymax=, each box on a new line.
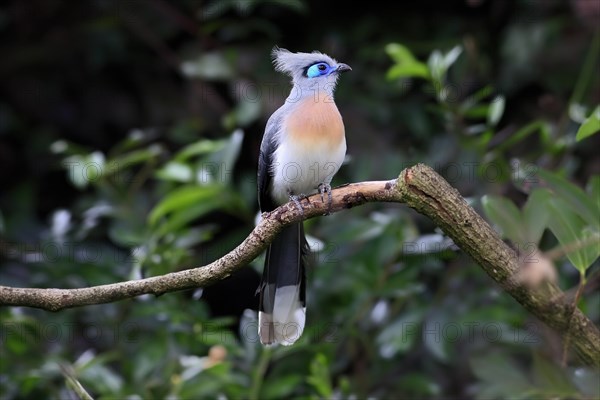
xmin=285 ymin=93 xmax=345 ymax=151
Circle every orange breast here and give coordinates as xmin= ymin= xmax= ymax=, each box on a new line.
xmin=284 ymin=93 xmax=345 ymax=150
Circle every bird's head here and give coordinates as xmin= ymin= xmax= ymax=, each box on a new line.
xmin=272 ymin=47 xmax=351 ymax=96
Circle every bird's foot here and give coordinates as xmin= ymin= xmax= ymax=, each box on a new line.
xmin=289 ymin=193 xmax=306 ymax=215
xmin=317 ymin=183 xmax=333 ymax=215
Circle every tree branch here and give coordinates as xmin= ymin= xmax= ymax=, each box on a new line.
xmin=398 ymin=165 xmax=599 ymax=367
xmin=1 ymin=164 xmax=598 ymax=366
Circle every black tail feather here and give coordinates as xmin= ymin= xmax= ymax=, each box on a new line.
xmin=258 ymin=222 xmax=308 ymax=345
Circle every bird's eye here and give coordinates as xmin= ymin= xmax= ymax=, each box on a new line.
xmin=306 ymin=62 xmax=330 ymax=78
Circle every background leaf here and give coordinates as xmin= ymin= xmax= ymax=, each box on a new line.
xmin=149 ymin=185 xmax=223 ymax=226
xmin=385 ymin=43 xmax=429 ymax=80
xmin=469 ymin=352 xmax=534 ymax=399
xmin=481 ymin=195 xmax=526 ymax=244
xmin=522 ymin=188 xmax=551 ymax=244
xmin=575 ymin=105 xmax=600 ymax=142
xmin=546 ymin=198 xmax=600 ymax=274
xmin=306 ymin=353 xmax=333 ymax=398
xmin=537 ymin=170 xmax=600 ymax=230
xmin=487 ymin=96 xmax=506 ymax=127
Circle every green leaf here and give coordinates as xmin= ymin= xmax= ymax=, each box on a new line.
xmin=218 ymin=129 xmax=244 ymax=184
xmin=174 ymin=139 xmax=226 ymax=163
xmin=109 ymin=145 xmax=162 ymax=169
xmin=229 ymin=100 xmax=261 ymax=127
xmin=531 ymin=352 xmax=578 ymax=397
xmin=397 ymin=374 xmax=441 ymax=397
xmin=155 ymin=161 xmax=194 ymax=182
xmin=427 ymin=46 xmax=462 ymax=87
xmin=576 ymin=105 xmax=600 ymax=142
xmin=108 ymin=219 xmax=147 ymax=246
xmin=386 ymin=43 xmax=418 ymax=64
xmin=63 ymin=152 xmax=106 ymax=189
xmin=385 ymin=43 xmax=429 ymax=80
xmin=422 ymin=315 xmax=451 ymax=362
xmin=487 ymin=96 xmax=505 ymax=127
xmin=61 ymin=366 xmax=94 ymax=400
xmin=149 ymin=185 xmax=222 ymax=226
xmin=109 ymin=129 xmax=152 ymax=154
xmin=78 ymin=361 xmax=124 ymax=394
xmin=443 ymin=46 xmax=463 ymax=69
xmin=386 ymin=63 xmax=430 ymax=80
xmin=547 ymin=198 xmax=600 ymax=274
xmin=495 ymin=120 xmax=549 ymax=152
xmin=261 ymin=374 xmax=303 ymax=400
xmin=588 ymin=175 xmax=600 ymax=212
xmin=427 ymin=50 xmax=446 ymax=85
xmin=522 ymin=188 xmax=552 ymax=244
xmin=461 ymin=85 xmax=495 ymax=109
xmin=153 ymin=190 xmax=245 ymax=238
xmin=462 ymin=104 xmax=490 ymax=119
xmin=377 ymin=311 xmax=423 ymax=359
xmin=153 ymin=197 xmax=224 ymax=237
xmin=481 ymin=195 xmax=526 ymax=244
xmin=180 ymin=52 xmax=234 ymax=81
xmin=537 ymin=169 xmax=600 ymax=229
xmin=306 ymin=353 xmax=333 ymax=398
xmin=470 ymin=352 xmax=534 ymax=398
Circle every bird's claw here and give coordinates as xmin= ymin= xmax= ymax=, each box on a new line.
xmin=289 ymin=193 xmax=306 ymax=215
xmin=318 ymin=183 xmax=333 ymax=215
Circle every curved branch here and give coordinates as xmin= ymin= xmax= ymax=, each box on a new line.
xmin=0 ymin=164 xmax=598 ymax=366
xmin=0 ymin=180 xmax=394 ymax=311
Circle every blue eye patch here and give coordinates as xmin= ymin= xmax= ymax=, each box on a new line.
xmin=306 ymin=62 xmax=331 ymax=78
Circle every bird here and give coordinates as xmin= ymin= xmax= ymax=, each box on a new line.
xmin=257 ymin=47 xmax=351 ymax=346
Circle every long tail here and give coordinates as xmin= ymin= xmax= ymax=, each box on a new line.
xmin=258 ymin=222 xmax=307 ymax=346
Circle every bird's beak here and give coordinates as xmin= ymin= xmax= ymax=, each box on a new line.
xmin=336 ymin=63 xmax=352 ymax=73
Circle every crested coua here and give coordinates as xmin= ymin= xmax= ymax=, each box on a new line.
xmin=257 ymin=47 xmax=351 ymax=345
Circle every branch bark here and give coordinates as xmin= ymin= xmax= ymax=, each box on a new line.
xmin=1 ymin=164 xmax=598 ymax=366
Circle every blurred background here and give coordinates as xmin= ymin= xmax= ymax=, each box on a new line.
xmin=1 ymin=0 xmax=599 ymax=398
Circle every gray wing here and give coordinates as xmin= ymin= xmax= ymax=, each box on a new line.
xmin=258 ymin=106 xmax=285 ymax=212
